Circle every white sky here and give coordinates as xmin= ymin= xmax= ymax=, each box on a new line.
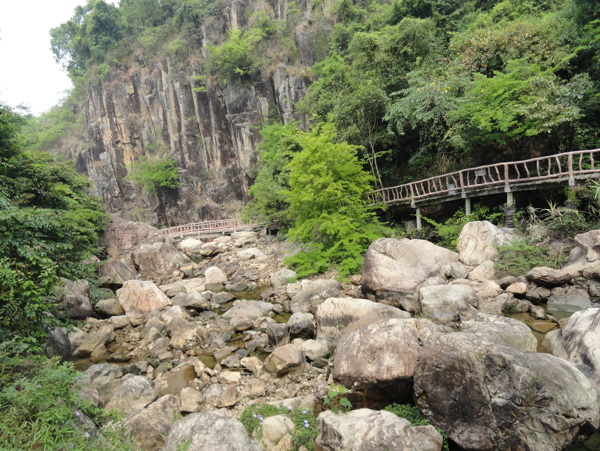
xmin=0 ymin=0 xmax=118 ymax=116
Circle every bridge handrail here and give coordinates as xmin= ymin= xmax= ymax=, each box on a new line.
xmin=162 ymin=219 xmax=257 ymax=237
xmin=367 ymin=149 xmax=600 ymax=206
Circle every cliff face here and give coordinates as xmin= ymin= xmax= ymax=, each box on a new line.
xmin=67 ymin=0 xmax=323 ymax=226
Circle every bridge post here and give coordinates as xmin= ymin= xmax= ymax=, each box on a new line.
xmin=506 ymin=192 xmax=514 ymax=206
xmin=415 ymin=207 xmax=422 ymax=231
xmin=465 ymin=198 xmax=472 ymax=215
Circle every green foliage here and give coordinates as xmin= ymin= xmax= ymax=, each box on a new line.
xmin=422 ymin=205 xmax=501 ymax=251
xmin=495 ymin=237 xmax=553 ymax=276
xmin=241 ymin=123 xmax=303 ymax=229
xmin=240 ymin=403 xmax=318 ymax=450
xmin=208 ymin=27 xmax=265 ymax=79
xmin=323 ymin=384 xmax=352 ymax=413
xmin=0 ymin=104 xmax=107 ymax=352
xmin=126 ymin=155 xmax=180 ymax=194
xmin=0 ymin=355 xmax=136 ymax=450
xmin=283 ymin=123 xmax=389 ymax=278
xmin=383 ymin=403 xmax=449 ymax=451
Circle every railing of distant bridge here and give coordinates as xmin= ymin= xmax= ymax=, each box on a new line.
xmin=367 ymin=149 xmax=600 ymax=207
xmin=162 ymin=219 xmax=258 ymax=237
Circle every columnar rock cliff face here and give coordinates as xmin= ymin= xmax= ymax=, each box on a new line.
xmin=65 ymin=0 xmax=325 ymax=226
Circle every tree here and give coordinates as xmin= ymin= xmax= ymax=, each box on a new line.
xmin=284 ymin=124 xmax=388 ymax=277
xmin=0 ymin=104 xmax=107 ymax=352
xmin=126 ymin=155 xmax=180 ymax=194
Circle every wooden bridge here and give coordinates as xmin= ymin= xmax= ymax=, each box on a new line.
xmin=162 ymin=218 xmax=259 ymax=238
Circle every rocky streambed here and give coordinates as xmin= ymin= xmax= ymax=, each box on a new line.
xmin=48 ymin=217 xmax=600 ymax=450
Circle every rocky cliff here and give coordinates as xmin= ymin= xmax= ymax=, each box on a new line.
xmin=64 ymin=0 xmax=328 ymax=226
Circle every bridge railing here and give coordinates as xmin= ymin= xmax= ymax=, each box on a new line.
xmin=367 ymin=149 xmax=600 ymax=206
xmin=162 ymin=219 xmax=257 ymax=237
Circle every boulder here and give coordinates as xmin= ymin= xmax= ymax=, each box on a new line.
xmin=104 ymin=374 xmax=158 ymax=415
xmin=291 ymin=279 xmax=343 ymax=313
xmin=124 ymin=395 xmax=179 ymax=450
xmin=314 ymin=409 xmax=443 ymax=451
xmin=222 ymin=300 xmax=274 ymax=320
xmin=361 ymin=238 xmax=457 ymax=312
xmin=260 ymin=415 xmax=295 ymax=450
xmin=98 ymin=256 xmax=137 ymax=287
xmin=265 ymin=344 xmax=305 ymax=377
xmin=547 ymin=285 xmax=593 ymax=312
xmin=94 ymin=298 xmax=124 ymax=316
xmin=162 ymin=411 xmax=260 ymax=451
xmin=200 ymin=242 xmax=223 ymax=257
xmin=300 ymin=339 xmax=330 ymax=361
xmin=574 ymin=230 xmax=600 ymax=263
xmin=525 ymin=266 xmax=573 ymax=287
xmin=459 ymin=313 xmax=537 ymax=352
xmin=56 ymin=279 xmax=93 ymax=319
xmin=419 ymin=285 xmax=478 ymax=325
xmin=332 ymin=318 xmax=447 ymax=406
xmin=178 ymin=238 xmax=204 ymax=256
xmin=74 ymin=325 xmax=114 ymax=359
xmin=447 ymin=261 xmax=470 ymax=279
xmin=178 ymin=387 xmax=205 ymax=413
xmin=117 ymin=280 xmax=171 ymax=315
xmin=76 ymin=363 xmax=124 ymax=406
xmin=132 ymin=242 xmax=194 ymax=281
xmin=102 ymin=216 xmax=168 ymax=257
xmin=456 ymin=221 xmax=512 ymax=266
xmin=315 ymin=297 xmax=410 ymax=344
xmin=205 ymin=266 xmax=227 ymax=290
xmin=237 ymin=247 xmax=268 ymax=260
xmin=154 ymin=362 xmax=197 ymax=395
xmin=544 ymin=308 xmax=600 ymax=390
xmin=172 ymin=291 xmax=211 ymax=310
xmin=270 ymin=269 xmax=297 ymax=288
xmin=467 ymin=260 xmax=495 ymax=281
xmin=47 ymin=327 xmax=71 ymax=359
xmin=204 ymin=384 xmax=239 ymax=408
xmin=414 ymin=333 xmax=599 ymax=451
xmin=505 ymin=281 xmax=528 ymax=297
xmin=287 ymin=312 xmax=315 ymax=339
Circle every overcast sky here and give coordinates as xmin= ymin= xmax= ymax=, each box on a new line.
xmin=0 ymin=0 xmax=118 ymax=116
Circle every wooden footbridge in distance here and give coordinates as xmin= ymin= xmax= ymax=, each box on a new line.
xmin=367 ymin=148 xmax=600 ymax=229
xmin=163 ymin=149 xmax=600 ymax=235
xmin=162 ymin=218 xmax=260 ymax=239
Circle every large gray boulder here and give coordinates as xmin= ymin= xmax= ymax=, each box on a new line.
xmin=98 ymin=256 xmax=137 ymax=287
xmin=76 ymin=363 xmax=124 ymax=406
xmin=419 ymin=284 xmax=478 ymax=325
xmin=361 ymin=238 xmax=457 ymax=312
xmin=291 ymin=279 xmax=343 ymax=313
xmin=222 ymin=300 xmax=274 ymax=319
xmin=117 ymin=280 xmax=171 ymax=314
xmin=204 ymin=266 xmax=227 ymax=290
xmin=124 ymin=395 xmax=179 ymax=450
xmin=544 ymin=308 xmax=600 ymax=391
xmin=314 ymin=409 xmax=443 ymax=451
xmin=414 ymin=333 xmax=599 ymax=451
xmin=460 ymin=313 xmax=538 ymax=352
xmin=101 ymin=216 xmax=168 ymax=257
xmin=332 ymin=318 xmax=448 ymax=406
xmin=264 ymin=343 xmax=305 ymax=377
xmin=456 ymin=221 xmax=512 ymax=266
xmin=162 ymin=411 xmax=261 ymax=451
xmin=315 ymin=297 xmax=410 ymax=344
xmin=547 ymin=285 xmax=593 ymax=312
xmin=104 ymin=374 xmax=158 ymax=415
xmin=56 ymin=279 xmax=93 ymax=319
xmin=132 ymin=242 xmax=194 ymax=281
xmin=526 ymin=266 xmax=573 ymax=287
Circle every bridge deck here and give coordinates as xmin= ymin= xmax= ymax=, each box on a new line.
xmin=162 ymin=219 xmax=259 ymax=238
xmin=367 ymin=149 xmax=600 ymax=208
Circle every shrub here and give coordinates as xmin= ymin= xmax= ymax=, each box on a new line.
xmin=126 ymin=155 xmax=180 ymax=194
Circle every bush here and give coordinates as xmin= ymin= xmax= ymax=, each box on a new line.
xmin=240 ymin=403 xmax=318 ymax=450
xmin=126 ymin=155 xmax=180 ymax=194
xmin=0 ymin=355 xmax=136 ymax=450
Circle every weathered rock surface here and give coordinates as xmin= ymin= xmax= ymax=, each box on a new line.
xmin=333 ymin=318 xmax=447 ymax=406
xmin=547 ymin=285 xmax=593 ymax=311
xmin=315 ymin=297 xmax=410 ymax=344
xmin=314 ymin=409 xmax=443 ymax=451
xmin=290 ymin=279 xmax=343 ymax=313
xmin=56 ymin=279 xmax=93 ymax=319
xmin=419 ymin=285 xmax=478 ymax=325
xmin=526 ymin=266 xmax=573 ymax=287
xmin=101 ymin=217 xmax=168 ymax=256
xmin=162 ymin=411 xmax=261 ymax=451
xmin=222 ymin=300 xmax=274 ymax=319
xmin=204 ymin=266 xmax=228 ymax=289
xmin=270 ymin=268 xmax=297 ymax=288
xmin=456 ymin=221 xmax=512 ymax=266
xmin=460 ymin=313 xmax=538 ymax=352
xmin=117 ymin=280 xmax=171 ymax=314
xmin=132 ymin=242 xmax=194 ymax=281
xmin=98 ymin=256 xmax=138 ymax=287
xmin=414 ymin=333 xmax=599 ymax=451
xmin=361 ymin=238 xmax=457 ymax=312
xmin=104 ymin=374 xmax=158 ymax=415
xmin=124 ymin=395 xmax=179 ymax=450
xmin=265 ymin=343 xmax=305 ymax=377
